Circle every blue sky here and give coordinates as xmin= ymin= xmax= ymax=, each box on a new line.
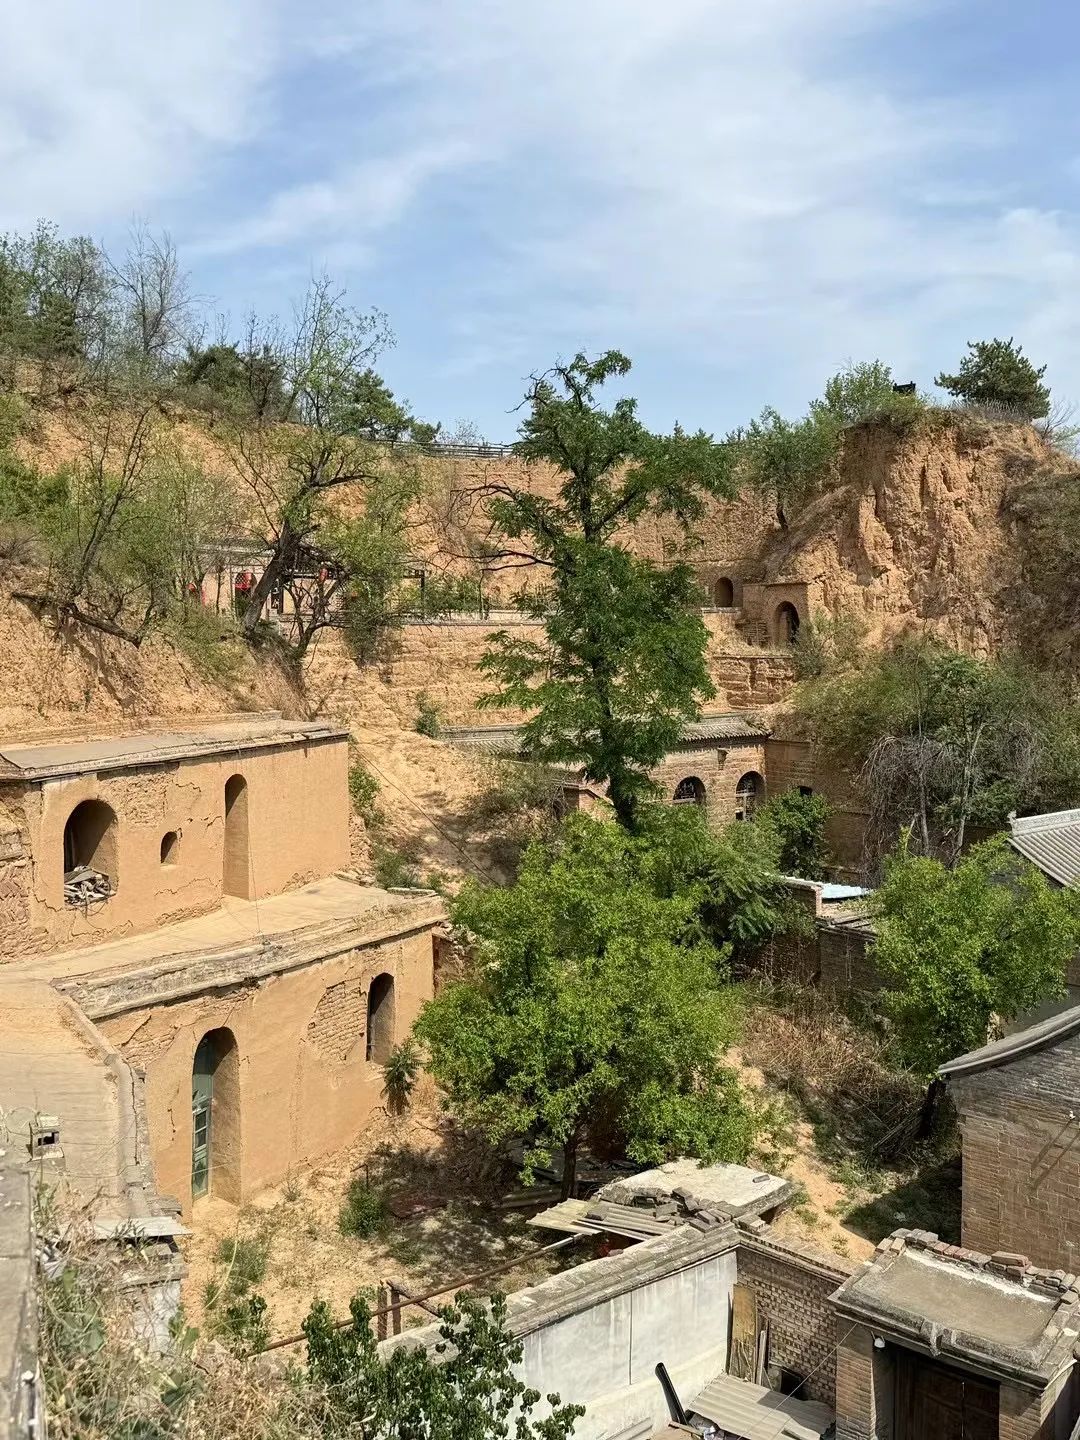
xmin=3 ymin=0 xmax=1080 ymax=438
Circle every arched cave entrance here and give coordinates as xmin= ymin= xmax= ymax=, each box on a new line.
xmin=366 ymin=973 xmax=396 ymax=1064
xmin=63 ymin=798 xmax=119 ymax=896
xmin=223 ymin=774 xmax=250 ymax=900
xmin=714 ymin=577 xmax=735 ymax=608
xmin=774 ymin=602 xmax=800 ymax=646
xmin=191 ymin=1027 xmax=241 ymax=1202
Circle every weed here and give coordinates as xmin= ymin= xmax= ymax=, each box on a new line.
xmin=349 ymin=757 xmax=384 ymax=827
xmin=284 ymin=1168 xmax=303 ymax=1203
xmin=415 ymin=692 xmax=442 ymax=738
xmin=387 ymin=1231 xmax=424 ymax=1267
xmin=213 ymin=1233 xmax=269 ymax=1292
xmin=339 ymin=1178 xmax=389 ymax=1238
xmin=373 ymin=842 xmax=422 ymax=889
xmin=159 ymin=604 xmax=245 ymax=682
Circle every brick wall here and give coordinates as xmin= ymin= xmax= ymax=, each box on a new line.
xmin=818 ymin=925 xmax=883 ymax=997
xmin=735 ymin=1235 xmax=854 ymax=1406
xmin=949 ymin=1032 xmax=1080 ymax=1270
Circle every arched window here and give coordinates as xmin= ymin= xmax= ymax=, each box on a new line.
xmin=160 ymin=830 xmax=180 ymax=866
xmin=673 ymin=777 xmax=706 ymax=806
xmin=223 ymin=774 xmax=250 ymax=899
xmin=774 ymin=602 xmax=800 ymax=646
xmin=714 ymin=577 xmax=735 ymax=608
xmin=735 ymin=771 xmax=764 ymax=822
xmin=366 ymin=974 xmax=396 ymax=1064
xmin=63 ymin=798 xmax=118 ymax=897
xmin=191 ymin=1027 xmax=241 ymax=1202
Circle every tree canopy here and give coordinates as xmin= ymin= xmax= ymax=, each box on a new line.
xmin=936 ymin=338 xmax=1050 ymax=419
xmin=415 ymin=812 xmax=759 ymax=1196
xmin=872 ymin=836 xmax=1080 ymax=1079
xmin=799 ymin=635 xmax=1080 ymax=866
xmin=303 ymin=1289 xmax=583 ymax=1440
xmin=478 ymin=350 xmax=735 ymax=830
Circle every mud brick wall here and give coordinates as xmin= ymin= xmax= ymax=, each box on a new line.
xmin=736 ymin=1235 xmax=854 ymax=1406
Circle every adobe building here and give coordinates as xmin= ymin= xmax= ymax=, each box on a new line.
xmin=0 ymin=714 xmax=443 ymax=1217
xmin=444 ymin=712 xmax=773 ymax=827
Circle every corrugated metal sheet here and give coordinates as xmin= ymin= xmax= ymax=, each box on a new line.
xmin=690 ymin=1374 xmax=833 ymax=1439
xmin=1009 ymin=809 xmax=1080 ymax=888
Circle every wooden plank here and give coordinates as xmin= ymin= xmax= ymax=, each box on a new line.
xmin=729 ymin=1282 xmax=759 ymax=1382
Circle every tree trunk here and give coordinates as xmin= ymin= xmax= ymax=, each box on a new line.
xmin=607 ymin=776 xmax=638 ymax=832
xmin=917 ymin=1077 xmax=943 ymax=1140
xmin=560 ymin=1130 xmax=581 ymax=1201
xmin=241 ymin=530 xmax=291 ymax=637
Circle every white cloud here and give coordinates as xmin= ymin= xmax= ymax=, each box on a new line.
xmin=0 ymin=0 xmax=279 ymax=230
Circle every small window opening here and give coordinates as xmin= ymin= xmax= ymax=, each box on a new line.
xmin=774 ymin=601 xmax=800 ymax=646
xmin=673 ymin=777 xmax=707 ymax=806
xmin=735 ymin=771 xmax=764 ymax=822
xmin=160 ymin=831 xmax=180 ymax=866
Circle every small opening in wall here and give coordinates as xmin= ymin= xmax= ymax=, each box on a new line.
xmin=160 ymin=831 xmax=180 ymax=866
xmin=713 ymin=576 xmax=735 ymax=608
xmin=673 ymin=777 xmax=707 ymax=806
xmin=735 ymin=770 xmax=764 ymax=821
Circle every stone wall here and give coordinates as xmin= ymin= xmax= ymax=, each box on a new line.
xmin=0 ymin=734 xmax=350 ymax=961
xmin=735 ymin=1233 xmax=854 ymax=1406
xmin=98 ymin=916 xmax=437 ymax=1216
xmin=0 ymin=1162 xmax=39 ymax=1440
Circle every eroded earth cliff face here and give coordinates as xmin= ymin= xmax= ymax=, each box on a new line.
xmin=746 ymin=415 xmax=1074 ymax=656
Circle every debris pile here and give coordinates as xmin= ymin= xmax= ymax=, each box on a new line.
xmin=63 ymin=865 xmax=113 ymax=907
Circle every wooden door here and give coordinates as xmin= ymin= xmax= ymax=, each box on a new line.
xmin=894 ymin=1347 xmax=997 ymax=1440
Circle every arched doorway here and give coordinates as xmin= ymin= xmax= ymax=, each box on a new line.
xmin=673 ymin=777 xmax=707 ymax=807
xmin=366 ymin=974 xmax=396 ymax=1064
xmin=735 ymin=771 xmax=764 ymax=822
xmin=714 ymin=577 xmax=735 ymax=608
xmin=191 ymin=1028 xmax=241 ymax=1202
xmin=63 ymin=798 xmax=119 ymax=895
xmin=774 ymin=602 xmax=800 ymax=646
xmin=223 ymin=774 xmax=250 ymax=899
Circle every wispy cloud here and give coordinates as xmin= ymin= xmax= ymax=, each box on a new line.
xmin=2 ymin=0 xmax=1080 ymax=430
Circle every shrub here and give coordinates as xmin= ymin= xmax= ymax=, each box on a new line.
xmin=373 ymin=842 xmax=422 ymax=889
xmin=159 ymin=604 xmax=245 ymax=682
xmin=383 ymin=1038 xmax=421 ymax=1111
xmin=761 ymin=789 xmax=832 ymax=880
xmin=213 ymin=1233 xmax=269 ymax=1292
xmin=348 ymin=757 xmax=383 ymax=827
xmin=339 ymin=1179 xmax=388 ymax=1238
xmin=415 ymin=692 xmax=442 ymax=737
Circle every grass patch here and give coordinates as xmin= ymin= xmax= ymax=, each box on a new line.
xmin=339 ymin=1179 xmax=389 ymax=1239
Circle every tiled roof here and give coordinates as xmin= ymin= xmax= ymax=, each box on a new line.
xmin=1009 ymin=808 xmax=1080 ymax=888
xmin=443 ymin=713 xmax=770 ymax=757
xmin=939 ymin=1002 xmax=1080 ymax=1079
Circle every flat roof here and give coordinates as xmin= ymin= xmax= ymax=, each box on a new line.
xmin=0 ymin=717 xmax=348 ymax=782
xmin=10 ymin=876 xmax=444 ymax=1017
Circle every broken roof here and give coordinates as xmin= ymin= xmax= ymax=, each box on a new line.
xmin=443 ymin=713 xmax=771 ymax=757
xmin=0 ymin=716 xmax=347 ymax=782
xmin=1009 ymin=809 xmax=1080 ymax=888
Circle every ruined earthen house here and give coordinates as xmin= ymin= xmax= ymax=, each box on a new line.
xmin=0 ymin=714 xmax=442 ymax=1216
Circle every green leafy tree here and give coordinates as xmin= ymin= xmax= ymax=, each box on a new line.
xmin=303 ymin=1289 xmax=583 ymax=1440
xmin=872 ymin=836 xmax=1080 ymax=1127
xmin=800 ymin=636 xmax=1080 ymax=866
xmin=734 ymin=361 xmax=921 ymax=529
xmin=224 ymin=275 xmax=436 ymax=654
xmin=415 ymin=814 xmax=757 ymax=1197
xmin=478 ymin=350 xmax=736 ymax=831
xmin=760 ymin=789 xmax=832 ymax=880
xmin=936 ymin=338 xmax=1050 ymax=420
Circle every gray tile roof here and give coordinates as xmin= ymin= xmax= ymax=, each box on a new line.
xmin=443 ymin=713 xmax=770 ymax=757
xmin=939 ymin=1001 xmax=1080 ymax=1078
xmin=1009 ymin=808 xmax=1080 ymax=888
